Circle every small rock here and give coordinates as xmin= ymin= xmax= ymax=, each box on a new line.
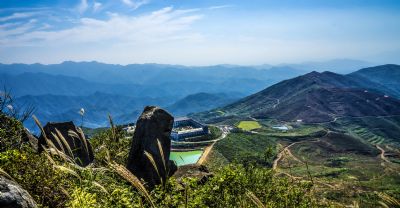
xmin=0 ymin=176 xmax=37 ymax=208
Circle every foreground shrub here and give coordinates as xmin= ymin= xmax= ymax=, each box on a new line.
xmin=0 ymin=147 xmax=72 ymax=207
xmin=0 ymin=114 xmax=26 ymax=151
xmin=153 ymin=164 xmax=318 ymax=208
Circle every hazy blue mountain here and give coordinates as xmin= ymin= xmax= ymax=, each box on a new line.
xmin=166 ymin=92 xmax=243 ymax=116
xmin=349 ymin=64 xmax=400 ymax=98
xmin=283 ymin=59 xmax=373 ymax=74
xmin=0 ymin=71 xmax=265 ymax=98
xmin=15 ymin=92 xmax=173 ymax=131
xmin=0 ymin=61 xmax=303 ymax=85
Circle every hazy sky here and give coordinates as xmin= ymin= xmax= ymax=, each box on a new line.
xmin=1 ymin=0 xmax=400 ymax=65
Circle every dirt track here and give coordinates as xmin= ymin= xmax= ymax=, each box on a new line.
xmin=196 ymin=126 xmax=229 ymax=165
xmin=376 ymin=145 xmax=390 ymax=163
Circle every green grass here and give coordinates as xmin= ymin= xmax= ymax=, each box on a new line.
xmin=237 ymin=120 xmax=261 ymax=131
xmin=214 ymin=132 xmax=276 ymax=166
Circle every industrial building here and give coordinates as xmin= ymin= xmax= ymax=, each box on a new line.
xmin=171 ymin=117 xmax=209 ymax=141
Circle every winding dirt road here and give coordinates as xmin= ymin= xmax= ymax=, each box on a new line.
xmin=272 ymin=132 xmax=327 ymax=170
xmin=272 ymin=142 xmax=302 ymax=170
xmin=197 ymin=126 xmax=229 ymax=165
xmin=376 ymin=145 xmax=389 ymax=163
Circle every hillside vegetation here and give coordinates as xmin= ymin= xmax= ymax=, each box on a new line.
xmin=0 ymin=113 xmax=327 ymax=207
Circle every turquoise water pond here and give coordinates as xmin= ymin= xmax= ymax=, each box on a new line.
xmin=170 ymin=150 xmax=203 ymax=166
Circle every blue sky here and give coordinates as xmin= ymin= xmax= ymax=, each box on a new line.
xmin=0 ymin=0 xmax=400 ymax=65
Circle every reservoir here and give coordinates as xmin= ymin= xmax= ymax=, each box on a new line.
xmin=170 ymin=150 xmax=203 ymax=166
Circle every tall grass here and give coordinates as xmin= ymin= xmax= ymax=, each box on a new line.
xmin=144 ymin=150 xmax=162 ymax=183
xmin=108 ymin=114 xmax=118 ymax=143
xmin=33 ymin=115 xmax=93 ymax=166
xmin=109 ymin=161 xmax=155 ymax=208
xmin=376 ymin=192 xmax=400 ymax=208
xmin=0 ymin=167 xmax=15 ymax=182
xmin=246 ymin=190 xmax=266 ymax=208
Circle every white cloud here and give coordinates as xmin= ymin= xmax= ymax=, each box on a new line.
xmin=93 ymin=1 xmax=102 ymax=13
xmin=1 ymin=5 xmax=399 ymax=65
xmin=77 ymin=0 xmax=89 ymax=14
xmin=121 ymin=0 xmax=150 ymax=10
xmin=1 ymin=7 xmax=203 ymax=47
xmin=208 ymin=5 xmax=234 ymax=10
xmin=0 ymin=12 xmax=39 ymax=22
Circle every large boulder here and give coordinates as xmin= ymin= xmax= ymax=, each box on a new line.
xmin=38 ymin=121 xmax=94 ymax=166
xmin=0 ymin=176 xmax=37 ymax=208
xmin=126 ymin=106 xmax=177 ymax=188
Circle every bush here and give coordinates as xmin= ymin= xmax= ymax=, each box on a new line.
xmin=0 ymin=114 xmax=26 ymax=151
xmin=0 ymin=147 xmax=72 ymax=207
xmin=152 ymin=164 xmax=318 ymax=207
xmin=90 ymin=127 xmax=131 ymax=165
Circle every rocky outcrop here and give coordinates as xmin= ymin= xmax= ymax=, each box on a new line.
xmin=126 ymin=106 xmax=177 ymax=188
xmin=38 ymin=121 xmax=94 ymax=166
xmin=0 ymin=176 xmax=37 ymax=208
xmin=173 ymin=164 xmax=213 ymax=185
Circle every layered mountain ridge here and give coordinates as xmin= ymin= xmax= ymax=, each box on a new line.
xmin=194 ymin=64 xmax=400 ymax=123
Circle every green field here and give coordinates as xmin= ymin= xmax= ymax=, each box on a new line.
xmin=237 ymin=120 xmax=261 ymax=131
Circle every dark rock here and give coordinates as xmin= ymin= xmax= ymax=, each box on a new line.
xmin=173 ymin=164 xmax=213 ymax=185
xmin=0 ymin=176 xmax=37 ymax=208
xmin=38 ymin=121 xmax=94 ymax=166
xmin=126 ymin=106 xmax=177 ymax=188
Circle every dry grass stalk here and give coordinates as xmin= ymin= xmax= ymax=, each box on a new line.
xmin=68 ymin=130 xmax=79 ymax=139
xmin=76 ymin=127 xmax=90 ymax=160
xmin=144 ymin=150 xmax=162 ymax=183
xmin=376 ymin=192 xmax=400 ymax=207
xmin=109 ymin=161 xmax=155 ymax=208
xmin=108 ymin=114 xmax=118 ymax=142
xmin=60 ymin=187 xmax=70 ymax=197
xmin=55 ymin=129 xmax=74 ymax=158
xmin=246 ymin=191 xmax=265 ymax=208
xmin=156 ymin=139 xmax=166 ymax=174
xmin=43 ymin=150 xmax=56 ymax=165
xmin=92 ymin=181 xmax=109 ymax=194
xmin=33 ymin=115 xmax=78 ymax=164
xmin=50 ymin=132 xmax=66 ymax=154
xmin=54 ymin=165 xmax=81 ymax=181
xmin=0 ymin=168 xmax=15 ymax=182
xmin=69 ymin=128 xmax=90 ymax=162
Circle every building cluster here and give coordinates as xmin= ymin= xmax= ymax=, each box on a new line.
xmin=171 ymin=117 xmax=209 ymax=141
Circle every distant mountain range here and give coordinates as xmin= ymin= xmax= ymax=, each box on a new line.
xmin=0 ymin=61 xmax=306 ymax=130
xmin=0 ymin=60 xmax=390 ymax=130
xmin=166 ymin=92 xmax=242 ymax=117
xmin=193 ymin=64 xmax=400 ymax=123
